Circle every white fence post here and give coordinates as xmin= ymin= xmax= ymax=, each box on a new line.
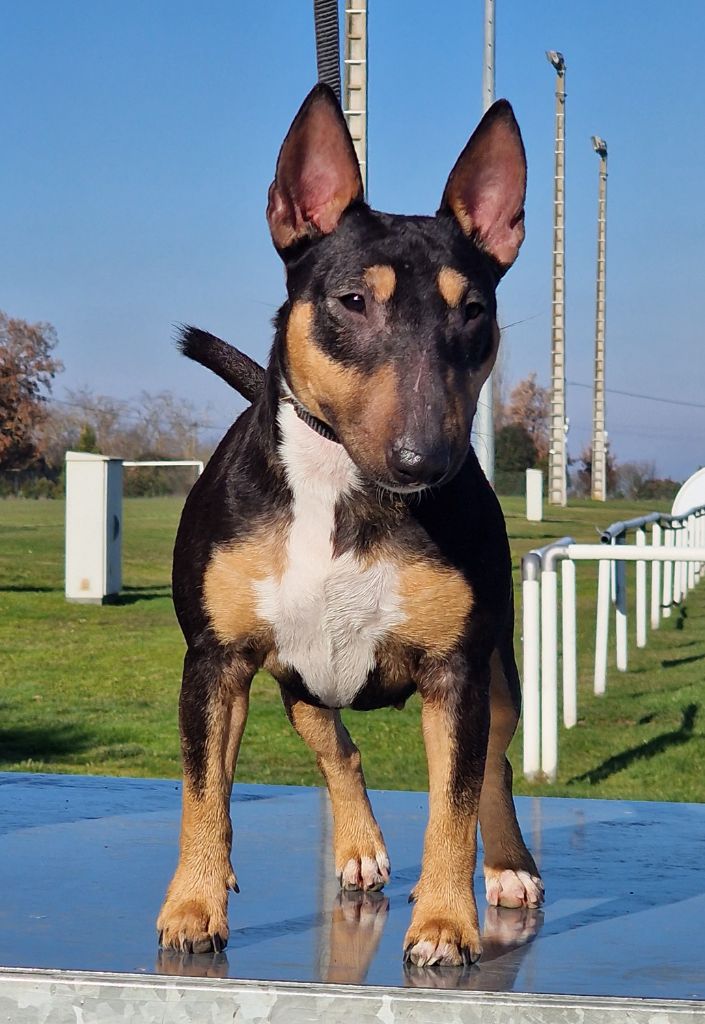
xmin=673 ymin=527 xmax=684 ymax=605
xmin=561 ymin=558 xmax=577 ymax=728
xmin=687 ymin=516 xmax=696 ymax=590
xmin=594 ymin=558 xmax=611 ymax=695
xmin=615 ymin=537 xmax=628 ymax=671
xmin=522 ymin=557 xmax=541 ymax=780
xmin=540 ymin=566 xmax=559 ymax=782
xmin=635 ymin=528 xmax=647 ymax=648
xmin=662 ymin=528 xmax=674 ymax=617
xmin=650 ymin=522 xmax=662 ymax=630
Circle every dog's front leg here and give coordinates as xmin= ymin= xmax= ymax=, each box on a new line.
xmin=404 ymin=661 xmax=489 ymax=967
xmin=158 ymin=649 xmax=252 ymax=952
xmin=281 ymin=691 xmax=390 ymax=892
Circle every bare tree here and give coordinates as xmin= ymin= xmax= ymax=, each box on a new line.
xmin=574 ymin=442 xmax=618 ymax=498
xmin=615 ymin=460 xmax=658 ymax=500
xmin=41 ymin=388 xmax=214 ymax=465
xmin=37 ymin=389 xmax=126 ymax=468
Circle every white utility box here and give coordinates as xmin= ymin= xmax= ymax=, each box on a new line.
xmin=526 ymin=468 xmax=543 ymax=522
xmin=65 ymin=451 xmax=123 ymax=603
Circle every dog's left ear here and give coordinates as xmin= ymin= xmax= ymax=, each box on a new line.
xmin=439 ymin=100 xmax=526 ymax=272
xmin=267 ymin=84 xmax=364 ymax=252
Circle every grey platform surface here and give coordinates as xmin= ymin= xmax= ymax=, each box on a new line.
xmin=1 ymin=772 xmax=705 ymax=1022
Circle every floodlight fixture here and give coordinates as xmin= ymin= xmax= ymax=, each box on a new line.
xmin=592 ymin=135 xmax=608 ymax=158
xmin=546 ymin=50 xmax=566 ymax=73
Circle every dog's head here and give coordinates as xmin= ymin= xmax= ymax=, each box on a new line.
xmin=267 ymin=84 xmax=526 ymax=492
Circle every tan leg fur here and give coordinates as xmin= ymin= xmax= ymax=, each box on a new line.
xmin=479 ymin=648 xmax=544 ymax=910
xmin=282 ymin=692 xmax=390 ymax=891
xmin=158 ymin=684 xmax=251 ymax=952
xmin=404 ymin=698 xmax=483 ymax=967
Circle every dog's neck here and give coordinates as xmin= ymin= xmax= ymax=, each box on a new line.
xmin=276 ymin=399 xmax=361 ymax=501
xmin=279 ymin=380 xmax=340 ymax=445
xmin=255 ymin=361 xmax=411 ymax=539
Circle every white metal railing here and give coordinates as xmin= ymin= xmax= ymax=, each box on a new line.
xmin=521 ymin=505 xmax=705 ymax=782
xmin=123 ymin=459 xmax=204 ymax=476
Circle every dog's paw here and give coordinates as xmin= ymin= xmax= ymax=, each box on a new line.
xmin=157 ymin=895 xmax=229 ymax=953
xmin=157 ymin=868 xmax=237 ymax=953
xmin=484 ymin=867 xmax=544 ymax=910
xmin=337 ymin=849 xmax=390 ymax=892
xmin=403 ymin=914 xmax=482 ymax=967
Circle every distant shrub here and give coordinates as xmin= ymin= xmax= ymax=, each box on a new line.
xmin=0 ymin=465 xmax=63 ymax=499
xmin=495 ymin=424 xmax=538 ymax=474
xmin=494 ymin=470 xmax=528 ymax=497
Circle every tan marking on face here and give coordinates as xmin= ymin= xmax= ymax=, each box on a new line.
xmin=347 ymin=362 xmax=402 ymax=469
xmin=286 ymin=300 xmax=360 ymax=422
xmin=286 ymin=300 xmax=403 ymax=476
xmin=438 ymin=267 xmax=469 ymax=308
xmin=203 ymin=528 xmax=286 ymax=644
xmin=363 ymin=264 xmax=396 ymax=303
xmin=391 ymin=558 xmax=473 ymax=656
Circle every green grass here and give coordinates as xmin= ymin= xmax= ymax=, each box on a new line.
xmin=1 ymin=495 xmax=704 ymax=802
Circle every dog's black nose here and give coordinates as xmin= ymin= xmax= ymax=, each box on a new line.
xmin=386 ymin=440 xmax=450 ymax=487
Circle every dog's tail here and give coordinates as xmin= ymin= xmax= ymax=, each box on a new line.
xmin=177 ymin=325 xmax=266 ymax=404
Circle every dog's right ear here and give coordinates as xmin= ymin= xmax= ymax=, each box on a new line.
xmin=267 ymin=84 xmax=364 ymax=252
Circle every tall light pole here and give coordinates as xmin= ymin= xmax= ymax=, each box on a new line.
xmin=343 ymin=0 xmax=368 ymax=196
xmin=591 ymin=135 xmax=608 ymax=501
xmin=474 ymin=0 xmax=496 ymax=484
xmin=546 ymin=50 xmax=567 ymax=506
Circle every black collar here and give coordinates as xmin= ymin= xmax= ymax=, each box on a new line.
xmin=283 ymin=395 xmax=340 ymax=444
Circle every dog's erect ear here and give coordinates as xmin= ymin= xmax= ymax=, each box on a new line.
xmin=439 ymin=100 xmax=526 ymax=271
xmin=267 ymin=84 xmax=364 ymax=252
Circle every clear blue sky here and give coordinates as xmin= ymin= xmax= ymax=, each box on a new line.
xmin=3 ymin=1 xmax=704 ymax=479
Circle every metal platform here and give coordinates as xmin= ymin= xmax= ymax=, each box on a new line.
xmin=1 ymin=772 xmax=704 ymax=1022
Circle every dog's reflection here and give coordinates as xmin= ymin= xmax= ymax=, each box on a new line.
xmin=325 ymin=891 xmax=543 ymax=989
xmin=156 ymin=947 xmax=230 ymax=979
xmin=325 ymin=890 xmax=390 ymax=984
xmin=154 ymin=893 xmax=542 ymax=987
xmin=404 ymin=906 xmax=544 ymax=990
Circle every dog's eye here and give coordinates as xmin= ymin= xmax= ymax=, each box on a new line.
xmin=464 ymin=301 xmax=485 ymax=322
xmin=339 ymin=293 xmax=367 ymax=315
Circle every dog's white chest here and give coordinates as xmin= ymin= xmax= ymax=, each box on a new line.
xmin=255 ymin=404 xmax=401 ymax=707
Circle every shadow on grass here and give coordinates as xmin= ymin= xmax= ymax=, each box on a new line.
xmin=0 ymin=724 xmax=94 ymax=764
xmin=111 ymin=584 xmax=171 ymax=606
xmin=661 ymin=652 xmax=705 ymax=669
xmin=568 ymin=703 xmax=698 ymax=786
xmin=0 ymin=585 xmax=60 ymax=593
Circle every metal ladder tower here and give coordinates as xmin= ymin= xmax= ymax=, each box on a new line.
xmin=343 ymin=0 xmax=368 ymax=195
xmin=591 ymin=136 xmax=608 ymax=501
xmin=547 ymin=51 xmax=567 ymax=506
